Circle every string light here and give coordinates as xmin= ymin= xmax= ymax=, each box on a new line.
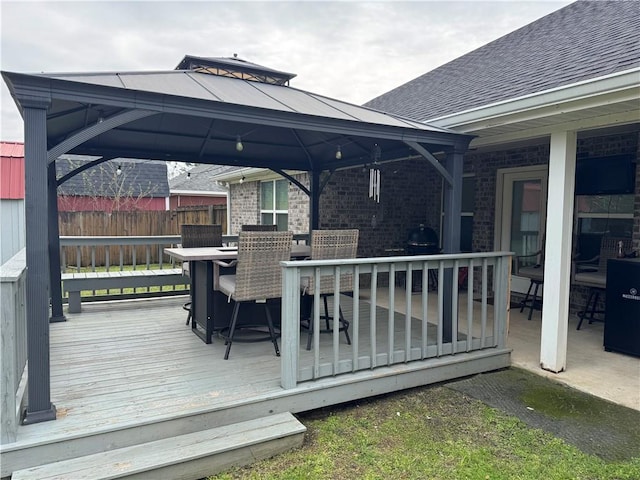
xmin=187 ymin=172 xmax=191 ymax=180
xmin=236 ymin=135 xmax=244 ymax=152
xmin=116 ymin=165 xmax=122 ymax=176
xmin=239 ymin=176 xmax=245 ymax=184
xmin=335 ymin=145 xmax=342 ymax=160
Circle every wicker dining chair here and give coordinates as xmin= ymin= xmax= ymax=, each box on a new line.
xmin=216 ymin=230 xmax=293 ymax=360
xmin=180 ymin=224 xmax=223 ymax=325
xmin=301 ymin=229 xmax=359 ymax=350
xmin=241 ymin=224 xmax=278 ymax=232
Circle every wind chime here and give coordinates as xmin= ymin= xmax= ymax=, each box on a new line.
xmin=369 ymin=144 xmax=381 ymax=203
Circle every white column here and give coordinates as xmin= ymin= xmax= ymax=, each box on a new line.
xmin=540 ymin=130 xmax=577 ymax=373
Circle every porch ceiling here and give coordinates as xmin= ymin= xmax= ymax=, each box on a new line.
xmin=1 ymin=69 xmax=472 ymax=172
xmin=429 ymin=68 xmax=640 ymax=149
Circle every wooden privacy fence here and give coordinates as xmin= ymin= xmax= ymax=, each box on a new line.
xmin=58 ymin=207 xmax=226 ymax=267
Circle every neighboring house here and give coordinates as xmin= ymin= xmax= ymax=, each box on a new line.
xmin=213 ymin=0 xmax=640 ymax=372
xmin=56 ymin=157 xmax=169 ymax=212
xmin=0 ymin=141 xmax=25 ymax=263
xmin=168 ymin=163 xmax=229 ymax=210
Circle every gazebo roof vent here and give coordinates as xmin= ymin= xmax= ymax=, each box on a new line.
xmin=175 ymin=54 xmax=297 ymax=86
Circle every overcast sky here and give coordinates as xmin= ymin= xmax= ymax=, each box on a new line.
xmin=1 ymin=0 xmax=572 ymax=142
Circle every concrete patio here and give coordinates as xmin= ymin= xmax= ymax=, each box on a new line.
xmin=371 ymin=288 xmax=639 ymax=411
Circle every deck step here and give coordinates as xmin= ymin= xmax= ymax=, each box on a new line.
xmin=11 ymin=412 xmax=306 ymax=480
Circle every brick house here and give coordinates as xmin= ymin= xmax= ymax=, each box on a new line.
xmin=212 ymin=1 xmax=640 ymax=372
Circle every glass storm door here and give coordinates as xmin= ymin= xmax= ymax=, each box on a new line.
xmin=497 ymin=166 xmax=548 ymax=294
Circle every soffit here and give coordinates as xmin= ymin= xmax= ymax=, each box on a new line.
xmin=430 ymin=70 xmax=640 ymax=149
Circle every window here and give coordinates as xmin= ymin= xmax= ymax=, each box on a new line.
xmin=260 ymin=179 xmax=288 ymax=230
xmin=575 ymin=194 xmax=634 ymax=260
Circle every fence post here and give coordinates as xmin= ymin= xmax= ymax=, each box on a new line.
xmin=280 ymin=263 xmax=300 ymax=389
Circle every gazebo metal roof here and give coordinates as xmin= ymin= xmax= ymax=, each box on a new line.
xmin=2 ymin=66 xmax=468 ymax=173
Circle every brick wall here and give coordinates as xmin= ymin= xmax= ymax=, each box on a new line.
xmin=288 ymin=173 xmax=310 ymax=234
xmin=465 ymin=144 xmax=550 ymax=254
xmin=229 ymin=181 xmax=260 ymax=233
xmin=319 ymin=159 xmax=441 ymax=257
xmin=228 ymin=129 xmax=639 ymax=311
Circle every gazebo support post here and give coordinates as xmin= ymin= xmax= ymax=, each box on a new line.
xmin=309 ymin=170 xmax=321 ymax=231
xmin=48 ymin=160 xmax=66 ymax=323
xmin=22 ymin=101 xmax=57 ymax=424
xmin=440 ymin=148 xmax=465 ymax=344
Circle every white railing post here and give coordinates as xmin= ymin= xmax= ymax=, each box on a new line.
xmin=493 ymin=254 xmax=511 ymax=349
xmin=281 ymin=263 xmax=301 ymax=389
xmin=1 ymin=249 xmax=28 ymax=444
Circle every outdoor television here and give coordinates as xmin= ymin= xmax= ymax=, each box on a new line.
xmin=575 ymin=154 xmax=636 ymax=195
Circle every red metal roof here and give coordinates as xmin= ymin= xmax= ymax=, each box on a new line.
xmin=0 ymin=141 xmax=25 ymax=199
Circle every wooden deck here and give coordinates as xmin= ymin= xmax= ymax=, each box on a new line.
xmin=1 ymin=294 xmax=510 ymax=476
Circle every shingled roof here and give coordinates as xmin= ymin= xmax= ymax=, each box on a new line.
xmin=56 ymin=157 xmax=169 ymax=198
xmin=365 ymin=1 xmax=640 ymax=122
xmin=169 ymin=164 xmax=231 ymax=193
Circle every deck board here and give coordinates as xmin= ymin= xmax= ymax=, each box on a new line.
xmin=22 ymin=297 xmax=429 ymax=439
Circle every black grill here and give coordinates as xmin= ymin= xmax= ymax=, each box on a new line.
xmin=406 ymin=224 xmax=440 ymax=255
xmin=404 ymin=224 xmax=440 ymax=291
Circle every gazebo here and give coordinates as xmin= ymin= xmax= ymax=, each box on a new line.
xmin=2 ymin=55 xmax=472 ymax=424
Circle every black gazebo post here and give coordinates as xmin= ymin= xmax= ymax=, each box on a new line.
xmin=309 ymin=169 xmax=321 ymax=232
xmin=22 ymin=100 xmax=57 ymax=424
xmin=440 ymin=147 xmax=465 ymax=344
xmin=48 ymin=160 xmax=66 ymax=323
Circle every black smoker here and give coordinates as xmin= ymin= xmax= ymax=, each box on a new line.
xmin=405 ymin=224 xmax=440 ymax=291
xmin=406 ymin=224 xmax=440 ymax=256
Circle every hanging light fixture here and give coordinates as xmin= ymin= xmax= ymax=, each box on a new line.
xmin=239 ymin=176 xmax=245 ymax=184
xmin=335 ymin=145 xmax=342 ymax=160
xmin=116 ymin=165 xmax=122 ymax=176
xmin=236 ymin=135 xmax=244 ymax=152
xmin=187 ymin=172 xmax=191 ymax=180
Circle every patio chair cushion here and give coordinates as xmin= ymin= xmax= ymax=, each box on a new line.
xmin=218 ymin=274 xmax=236 ymax=298
xmin=518 ymin=265 xmax=544 ymax=283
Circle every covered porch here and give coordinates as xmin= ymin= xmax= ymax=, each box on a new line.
xmin=372 ymin=286 xmax=640 ymax=411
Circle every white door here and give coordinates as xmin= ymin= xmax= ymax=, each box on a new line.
xmin=495 ymin=166 xmax=548 ymax=294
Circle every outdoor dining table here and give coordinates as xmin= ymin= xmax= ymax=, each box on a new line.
xmin=165 ymin=244 xmax=310 ymax=344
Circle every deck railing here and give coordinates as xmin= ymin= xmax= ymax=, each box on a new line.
xmin=59 ymin=234 xmax=309 ymax=271
xmin=281 ymin=252 xmax=512 ymax=389
xmin=0 ymin=249 xmax=28 ymax=443
xmin=58 ymin=234 xmax=309 ymax=303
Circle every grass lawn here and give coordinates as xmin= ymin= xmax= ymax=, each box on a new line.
xmin=210 ymin=385 xmax=640 ymax=480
